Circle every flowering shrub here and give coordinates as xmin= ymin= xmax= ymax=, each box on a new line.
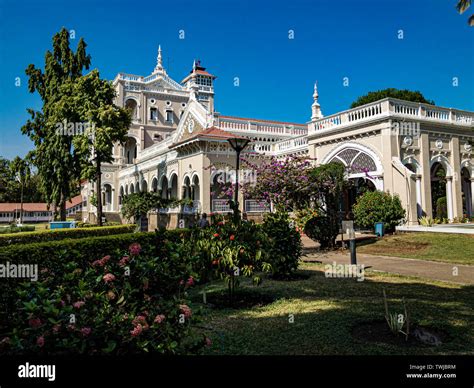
xmin=189 ymin=220 xmax=272 ymax=304
xmin=352 ymin=191 xmax=406 ymax=232
xmin=262 ymin=212 xmax=302 ymax=278
xmin=0 ymin=242 xmax=208 ymax=355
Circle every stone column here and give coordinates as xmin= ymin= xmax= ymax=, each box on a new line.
xmin=450 ymin=137 xmax=463 ymax=219
xmin=419 ymin=133 xmax=433 ymax=218
xmin=416 ymin=175 xmax=423 ymax=219
xmin=446 ymin=176 xmax=454 ymax=221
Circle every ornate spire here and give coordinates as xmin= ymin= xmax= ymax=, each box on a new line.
xmin=153 ymin=45 xmax=165 ymax=74
xmin=311 ymin=81 xmax=323 ymax=121
xmin=313 ymin=81 xmax=319 ymax=100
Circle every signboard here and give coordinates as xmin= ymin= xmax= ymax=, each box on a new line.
xmin=140 ymin=216 xmax=149 ymax=232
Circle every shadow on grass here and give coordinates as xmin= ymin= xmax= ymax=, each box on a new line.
xmin=192 ymin=267 xmax=474 ymax=356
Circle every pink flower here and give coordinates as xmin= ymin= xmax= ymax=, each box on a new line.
xmin=52 ymin=324 xmax=61 ymax=334
xmin=132 ymin=315 xmax=149 ymax=330
xmin=130 ymin=324 xmax=143 ymax=337
xmin=153 ymin=314 xmax=166 ymax=324
xmin=60 ymin=300 xmax=65 ymax=307
xmin=73 ymin=301 xmax=85 ymax=309
xmin=103 ymin=273 xmax=116 ymax=283
xmin=119 ymin=256 xmax=130 ymax=267
xmin=36 ymin=336 xmax=45 ymax=347
xmin=179 ymin=304 xmax=192 ymax=319
xmin=93 ymin=255 xmax=111 ymax=267
xmin=29 ymin=317 xmax=42 ymax=328
xmin=186 ymin=276 xmax=195 ymax=287
xmin=205 ymin=337 xmax=212 ymax=347
xmin=80 ymin=327 xmax=91 ymax=337
xmin=129 ymin=243 xmax=142 ymax=256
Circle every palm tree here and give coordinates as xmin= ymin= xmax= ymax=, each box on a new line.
xmin=457 ymin=0 xmax=474 ymax=26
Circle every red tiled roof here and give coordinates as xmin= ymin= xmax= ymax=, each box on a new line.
xmin=0 ymin=203 xmax=50 ymax=212
xmin=170 ymin=127 xmax=248 ymax=148
xmin=219 ymin=115 xmax=307 ymax=127
xmin=0 ymin=195 xmax=83 ymax=212
xmin=67 ymin=195 xmax=83 ymax=208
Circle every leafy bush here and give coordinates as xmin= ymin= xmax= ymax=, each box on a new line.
xmin=352 ymin=191 xmax=406 ymax=232
xmin=436 ymin=196 xmax=447 ymax=219
xmin=0 ymin=241 xmax=208 ymax=355
xmin=304 ymin=216 xmax=339 ymax=249
xmin=0 ymin=224 xmax=136 ymax=247
xmin=262 ymin=211 xmax=302 ymax=278
xmin=293 ymin=207 xmax=319 ymax=232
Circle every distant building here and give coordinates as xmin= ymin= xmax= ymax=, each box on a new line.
xmin=79 ymin=47 xmax=474 ymax=227
xmin=0 ymin=195 xmax=83 ymax=223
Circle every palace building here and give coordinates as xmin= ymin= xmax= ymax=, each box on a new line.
xmin=80 ymin=47 xmax=474 ymax=228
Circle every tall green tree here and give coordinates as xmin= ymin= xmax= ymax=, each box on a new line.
xmin=72 ymin=70 xmax=131 ymax=226
xmin=457 ymin=0 xmax=474 ymax=26
xmin=21 ymin=28 xmax=91 ymax=220
xmin=350 ymin=88 xmax=435 ymax=108
xmin=10 ymin=157 xmax=31 ymax=224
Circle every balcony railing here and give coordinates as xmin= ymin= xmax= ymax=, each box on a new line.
xmin=310 ymin=98 xmax=474 ymax=134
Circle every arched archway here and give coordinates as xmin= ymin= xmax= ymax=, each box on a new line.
xmin=182 ymin=176 xmax=191 ymax=199
xmin=103 ymin=184 xmax=113 ymax=212
xmin=141 ymin=180 xmax=148 ymax=193
xmin=119 ymin=186 xmax=124 ymax=206
xmin=169 ymin=174 xmax=178 ymax=199
xmin=124 ymin=137 xmax=138 ymax=164
xmin=159 ymin=176 xmax=169 ymax=199
xmin=430 ymin=161 xmax=450 ymax=219
xmin=192 ymin=174 xmax=200 ymax=201
xmin=323 ymin=143 xmax=382 ymax=220
xmin=125 ymin=99 xmax=138 ymax=120
xmin=461 ymin=166 xmax=473 ymax=217
xmin=151 ymin=177 xmax=158 ymax=193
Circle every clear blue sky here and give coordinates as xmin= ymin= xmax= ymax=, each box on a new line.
xmin=1 ymin=0 xmax=473 ymax=159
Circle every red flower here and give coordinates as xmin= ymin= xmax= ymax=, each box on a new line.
xmin=29 ymin=318 xmax=42 ymax=328
xmin=179 ymin=304 xmax=192 ymax=319
xmin=186 ymin=276 xmax=195 ymax=287
xmin=213 ymin=233 xmax=219 ymax=237
xmin=229 ymin=235 xmax=235 ymax=241
xmin=212 ymin=259 xmax=219 ymax=266
xmin=103 ymin=273 xmax=116 ymax=283
xmin=36 ymin=336 xmax=45 ymax=347
xmin=129 ymin=243 xmax=142 ymax=256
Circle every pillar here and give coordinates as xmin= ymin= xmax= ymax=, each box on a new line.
xmin=446 ymin=177 xmax=454 ymax=221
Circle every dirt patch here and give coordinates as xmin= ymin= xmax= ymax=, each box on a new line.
xmin=362 ymin=238 xmax=430 ymax=255
xmin=352 ymin=320 xmax=450 ymax=347
xmin=196 ymin=290 xmax=276 ymax=310
xmin=268 ymin=272 xmax=312 ymax=281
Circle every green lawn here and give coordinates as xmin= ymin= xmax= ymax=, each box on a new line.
xmin=356 ymin=232 xmax=474 ymax=265
xmin=191 ymin=262 xmax=474 ymax=355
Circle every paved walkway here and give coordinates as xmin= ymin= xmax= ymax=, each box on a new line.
xmin=301 ymin=239 xmax=474 ymax=285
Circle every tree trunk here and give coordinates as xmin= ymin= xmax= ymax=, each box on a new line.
xmin=59 ymin=193 xmax=67 ymax=221
xmin=96 ymin=158 xmax=103 ymax=226
xmin=19 ymin=182 xmax=24 ymax=224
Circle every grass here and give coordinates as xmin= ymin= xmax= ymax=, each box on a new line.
xmin=356 ymin=232 xmax=474 ymax=265
xmin=191 ymin=262 xmax=474 ymax=355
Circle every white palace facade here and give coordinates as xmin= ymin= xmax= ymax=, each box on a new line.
xmin=81 ymin=47 xmax=474 ymax=228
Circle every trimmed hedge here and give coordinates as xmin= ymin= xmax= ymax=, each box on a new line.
xmin=0 ymin=225 xmax=36 ymax=234
xmin=0 ymin=224 xmax=137 ymax=247
xmin=0 ymin=228 xmax=190 ymax=266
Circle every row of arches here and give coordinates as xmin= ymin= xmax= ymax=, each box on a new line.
xmin=119 ymin=174 xmax=201 ymax=204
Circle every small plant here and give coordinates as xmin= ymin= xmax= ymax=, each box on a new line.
xmin=418 ymin=216 xmax=435 ymax=227
xmin=383 ymin=289 xmax=410 ymax=341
